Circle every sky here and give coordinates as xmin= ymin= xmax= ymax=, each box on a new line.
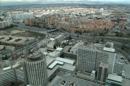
xmin=0 ymin=0 xmax=130 ymax=4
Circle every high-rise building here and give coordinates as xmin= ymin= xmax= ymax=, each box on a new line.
xmin=23 ymin=51 xmax=48 ymax=86
xmin=97 ymin=63 xmax=108 ymax=83
xmin=76 ymin=48 xmax=109 ymax=74
xmin=76 ymin=48 xmax=97 ymax=73
xmin=96 ymin=51 xmax=109 ymax=71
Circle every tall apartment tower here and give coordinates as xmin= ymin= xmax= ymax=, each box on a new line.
xmin=23 ymin=51 xmax=48 ymax=86
xmin=76 ymin=48 xmax=109 ymax=74
xmin=76 ymin=48 xmax=97 ymax=73
xmin=97 ymin=63 xmax=108 ymax=83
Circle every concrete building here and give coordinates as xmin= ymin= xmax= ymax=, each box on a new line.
xmin=82 ymin=43 xmax=117 ymax=74
xmin=0 ymin=69 xmax=25 ymax=86
xmin=49 ymin=70 xmax=99 ymax=86
xmin=70 ymin=41 xmax=84 ymax=54
xmin=76 ymin=48 xmax=109 ymax=74
xmin=11 ymin=11 xmax=33 ymax=23
xmin=97 ymin=63 xmax=108 ymax=83
xmin=0 ymin=45 xmax=15 ymax=61
xmin=113 ymin=57 xmax=124 ymax=75
xmin=76 ymin=48 xmax=97 ymax=73
xmin=122 ymin=64 xmax=130 ymax=86
xmin=0 ymin=12 xmax=13 ymax=29
xmin=103 ymin=42 xmax=115 ymax=53
xmin=47 ymin=38 xmax=56 ymax=49
xmin=0 ymin=69 xmax=16 ymax=86
xmin=23 ymin=51 xmax=48 ymax=86
xmin=0 ymin=20 xmax=12 ymax=29
xmin=48 ymin=47 xmax=63 ymax=58
xmin=106 ymin=74 xmax=123 ymax=86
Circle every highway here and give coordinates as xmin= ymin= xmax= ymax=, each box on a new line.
xmin=14 ymin=23 xmax=58 ymax=34
xmin=14 ymin=23 xmax=130 ymax=42
xmin=71 ymin=33 xmax=130 ymax=42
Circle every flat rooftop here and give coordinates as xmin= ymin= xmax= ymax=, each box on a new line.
xmin=49 ymin=70 xmax=99 ymax=86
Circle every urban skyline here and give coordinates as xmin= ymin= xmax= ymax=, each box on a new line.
xmin=0 ymin=2 xmax=130 ymax=86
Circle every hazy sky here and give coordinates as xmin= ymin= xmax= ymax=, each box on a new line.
xmin=0 ymin=0 xmax=129 ymax=3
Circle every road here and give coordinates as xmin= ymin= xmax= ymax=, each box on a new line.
xmin=14 ymin=23 xmax=58 ymax=35
xmin=15 ymin=23 xmax=130 ymax=42
xmin=71 ymin=33 xmax=130 ymax=42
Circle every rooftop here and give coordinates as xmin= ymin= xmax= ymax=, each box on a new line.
xmin=107 ymin=74 xmax=123 ymax=82
xmin=49 ymin=70 xmax=99 ymax=86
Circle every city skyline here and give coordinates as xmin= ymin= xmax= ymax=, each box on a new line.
xmin=0 ymin=2 xmax=130 ymax=86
